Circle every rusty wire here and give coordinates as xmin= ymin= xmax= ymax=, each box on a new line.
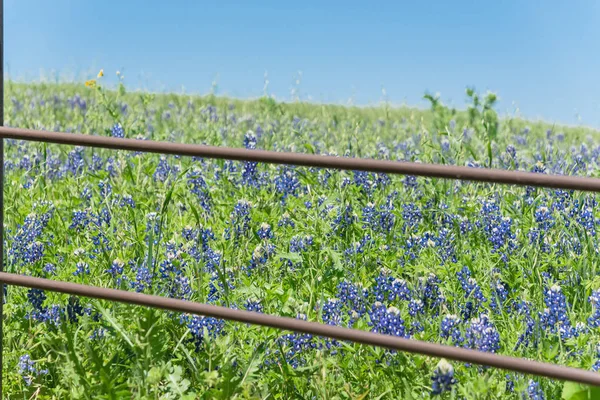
xmin=1 ymin=126 xmax=600 ymax=387
xmin=1 ymin=271 xmax=599 ymax=386
xmin=2 ymin=126 xmax=600 ymax=192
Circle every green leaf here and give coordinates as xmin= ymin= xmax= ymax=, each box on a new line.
xmin=562 ymin=382 xmax=600 ymax=400
xmin=94 ymin=302 xmax=135 ymax=349
xmin=324 ymin=248 xmax=343 ymax=271
xmin=147 ymin=366 xmax=163 ymax=385
xmin=278 ymin=252 xmax=303 ymax=263
xmin=304 ymin=143 xmax=316 ymax=154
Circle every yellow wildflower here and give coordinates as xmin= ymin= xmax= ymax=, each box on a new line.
xmin=97 ymin=69 xmax=104 ymax=78
xmin=85 ymin=79 xmax=97 ymax=88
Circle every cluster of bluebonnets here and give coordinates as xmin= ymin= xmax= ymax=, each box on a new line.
xmin=3 ymin=82 xmax=600 ymax=398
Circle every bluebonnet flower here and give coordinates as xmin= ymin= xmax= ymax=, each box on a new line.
xmin=422 ymin=229 xmax=457 ymax=264
xmin=154 ymin=156 xmax=174 ymax=182
xmin=527 ymin=380 xmax=545 ymax=400
xmin=251 ymin=242 xmax=276 ymax=268
xmin=240 ymin=131 xmax=265 ymax=187
xmin=10 ymin=210 xmax=54 ymax=266
xmin=457 ymin=215 xmax=473 ymax=235
xmin=540 ymin=284 xmax=572 ymax=339
xmin=551 ymin=190 xmax=572 ymax=213
xmin=66 ymin=147 xmax=86 ymax=175
xmin=337 ymin=281 xmax=368 ymax=324
xmin=289 ymin=235 xmax=313 ymax=253
xmin=457 ymin=266 xmax=487 ymax=320
xmin=402 ymin=204 xmax=422 ymax=230
xmin=182 ymin=313 xmax=225 ymax=351
xmin=43 ymin=305 xmax=64 ymax=327
xmin=352 ymin=171 xmax=390 ymax=195
xmin=18 ymin=354 xmax=48 ymax=386
xmin=145 ymin=212 xmax=160 ymax=245
xmin=373 ymin=268 xmax=411 ymax=302
xmin=534 ymin=205 xmax=554 ymax=230
xmin=368 ymin=303 xmax=409 ymax=338
xmin=105 ymin=157 xmax=118 ymax=177
xmin=73 ymin=261 xmax=90 ymax=276
xmin=343 ymin=235 xmax=374 ymax=257
xmin=106 ymin=258 xmax=125 ymax=284
xmin=278 ymin=213 xmax=295 ymax=229
xmin=506 ymin=144 xmax=516 ymax=158
xmin=130 ymin=261 xmax=153 ymax=293
xmin=490 ymin=280 xmax=509 ymax=313
xmin=403 ymin=175 xmax=418 ymax=189
xmin=181 ymin=226 xmax=196 ymax=242
xmin=257 ymin=222 xmax=273 ymax=240
xmin=408 ymin=298 xmax=424 ymax=317
xmin=230 ymin=200 xmax=252 ymax=239
xmin=207 ymin=269 xmax=235 ymax=303
xmin=591 ymin=344 xmax=600 ymax=371
xmin=331 ymin=205 xmax=357 ymax=234
xmin=43 ymin=263 xmax=56 ymax=275
xmin=576 ymin=206 xmax=596 ymax=236
xmin=90 ymin=328 xmax=107 ymax=340
xmin=91 ymin=154 xmax=104 ymax=172
xmin=281 ymin=235 xmax=313 ymax=268
xmin=26 ymin=288 xmax=49 ymax=323
xmin=505 ymin=374 xmax=515 ymax=393
xmin=514 ymin=301 xmax=538 ymax=351
xmin=111 ymin=123 xmax=124 ymax=138
xmin=277 ymin=326 xmax=317 ymax=368
xmin=66 ymin=296 xmax=84 ymax=323
xmin=22 ymin=241 xmax=44 ymax=265
xmin=588 ymin=289 xmax=600 ymax=328
xmin=322 ymin=299 xmax=342 ymax=326
xmin=119 ymin=194 xmax=135 ymax=208
xmin=243 ymin=130 xmax=257 ymax=149
xmin=416 ymin=274 xmax=444 ymax=314
xmin=274 ymin=166 xmax=301 ymax=201
xmin=465 ymin=314 xmax=500 ymax=353
xmin=532 ymin=161 xmax=546 ymax=174
xmin=80 ymin=186 xmax=92 ymax=202
xmin=440 ymin=314 xmax=463 ymax=345
xmin=362 ymin=203 xmax=395 ymax=234
xmin=204 ymin=247 xmax=222 ymax=274
xmin=156 ymin=244 xmax=192 ymax=300
xmin=431 ymin=359 xmax=456 ymax=395
xmin=245 ymin=299 xmax=263 ymax=313
xmin=440 ymin=138 xmax=450 ymax=153
xmin=69 ymin=210 xmax=90 ymax=231
xmin=478 ymin=200 xmax=516 ymax=260
xmin=94 ymin=207 xmax=111 ymax=228
xmin=67 ymin=95 xmax=86 ymax=110
xmin=91 ymin=232 xmax=111 ymax=258
xmin=98 ymin=180 xmax=112 ymax=200
xmin=84 ymin=304 xmax=102 ymax=322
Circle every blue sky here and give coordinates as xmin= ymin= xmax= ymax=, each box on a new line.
xmin=5 ymin=0 xmax=600 ymax=127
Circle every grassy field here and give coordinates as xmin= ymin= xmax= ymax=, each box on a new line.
xmin=3 ymin=79 xmax=600 ymax=399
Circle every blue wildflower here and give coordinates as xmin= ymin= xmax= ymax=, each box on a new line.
xmin=431 ymin=359 xmax=456 ymax=395
xmin=111 ymin=123 xmax=124 ymax=138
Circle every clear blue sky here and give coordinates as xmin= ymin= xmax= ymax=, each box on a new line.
xmin=5 ymin=0 xmax=600 ymax=127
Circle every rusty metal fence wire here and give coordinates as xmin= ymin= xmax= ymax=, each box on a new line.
xmin=3 ymin=4 xmax=600 ymax=396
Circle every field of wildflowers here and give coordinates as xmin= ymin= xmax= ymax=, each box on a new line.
xmin=4 ymin=78 xmax=600 ymax=399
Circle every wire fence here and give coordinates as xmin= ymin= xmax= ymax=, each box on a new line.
xmin=1 ymin=126 xmax=600 ymax=390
